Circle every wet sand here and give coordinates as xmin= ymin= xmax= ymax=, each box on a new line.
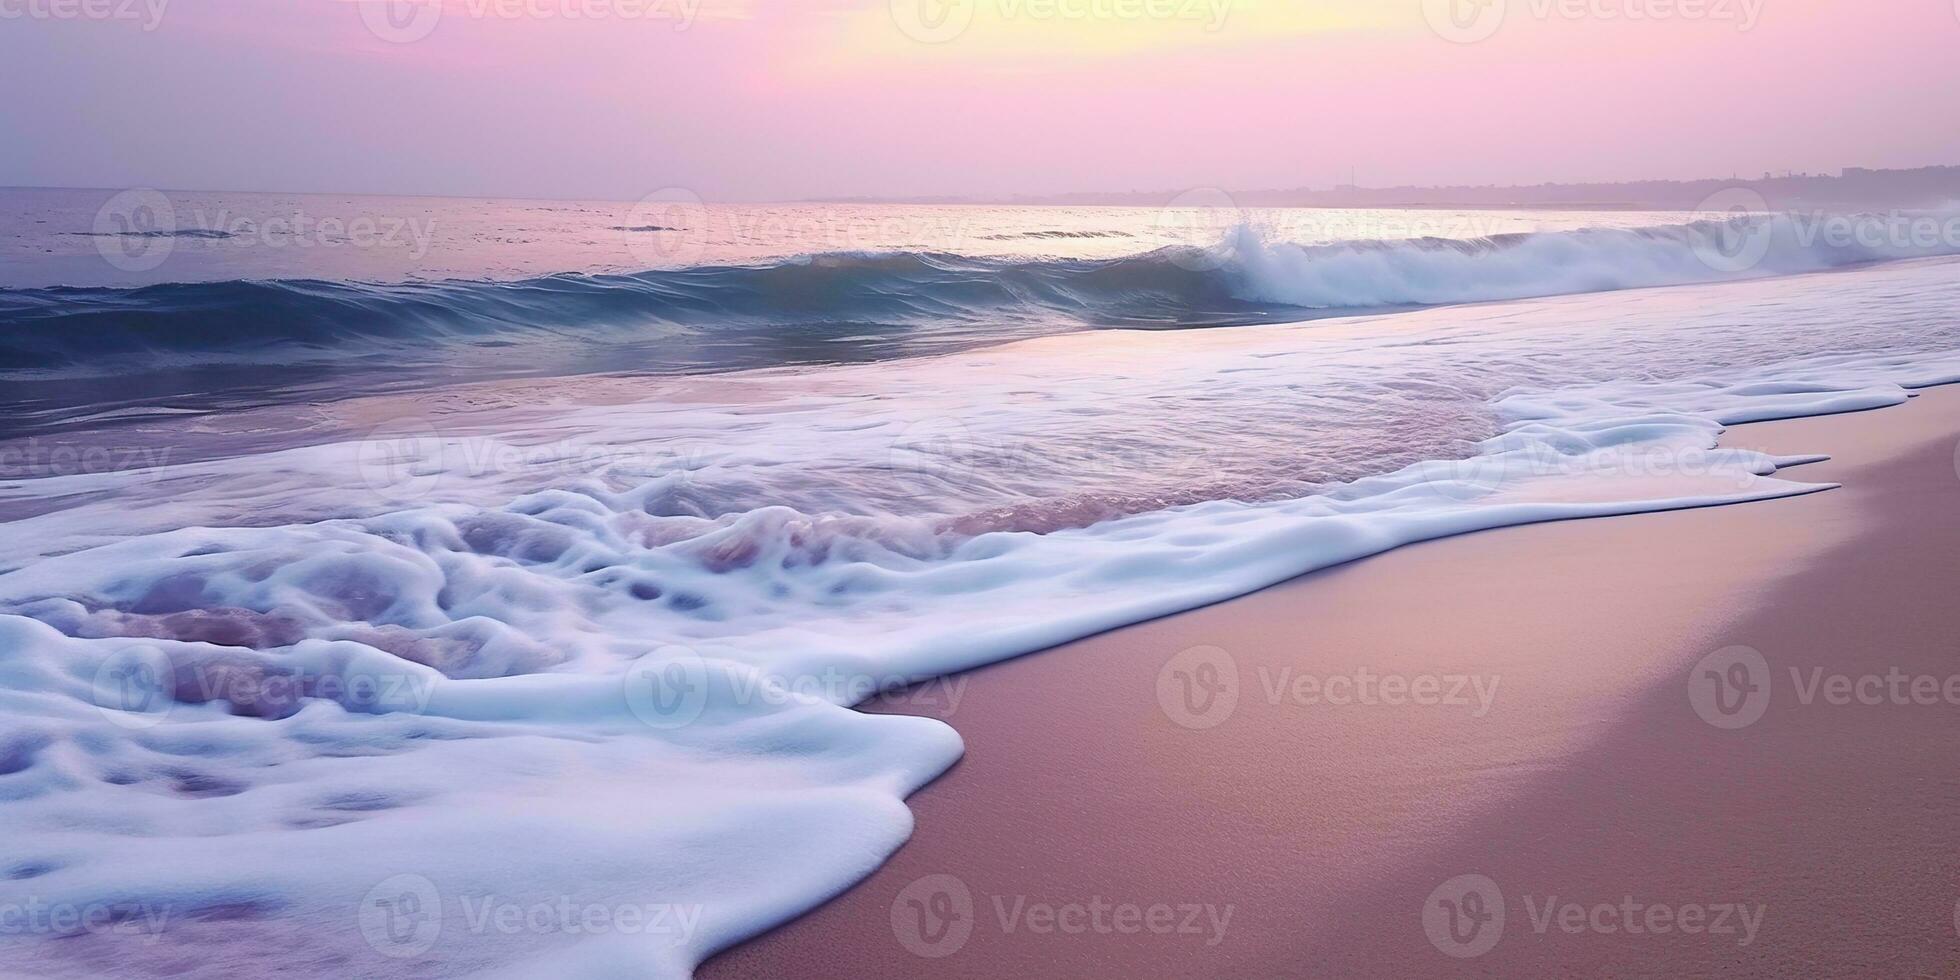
xmin=703 ymin=385 xmax=1960 ymax=978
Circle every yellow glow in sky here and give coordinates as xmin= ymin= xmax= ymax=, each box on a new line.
xmin=836 ymin=0 xmax=1401 ymax=64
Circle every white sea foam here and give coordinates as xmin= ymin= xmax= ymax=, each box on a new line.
xmin=2 ymin=258 xmax=1960 ymax=976
xmin=1223 ymin=210 xmax=1960 ymax=309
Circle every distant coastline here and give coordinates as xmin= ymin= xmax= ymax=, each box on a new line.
xmin=812 ymin=164 xmax=1960 ymax=211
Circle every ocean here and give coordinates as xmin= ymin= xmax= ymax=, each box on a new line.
xmin=0 ymin=189 xmax=1776 ymax=436
xmin=3 ymin=187 xmax=1960 ymax=976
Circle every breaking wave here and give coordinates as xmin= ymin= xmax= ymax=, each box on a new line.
xmin=6 ymin=211 xmax=1957 ymax=375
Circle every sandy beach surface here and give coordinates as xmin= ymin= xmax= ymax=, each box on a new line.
xmin=703 ymin=385 xmax=1960 ymax=978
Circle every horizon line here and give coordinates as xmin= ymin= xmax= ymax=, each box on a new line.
xmin=5 ymin=161 xmax=1955 ymax=207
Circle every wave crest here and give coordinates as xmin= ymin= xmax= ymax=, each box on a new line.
xmin=6 ymin=212 xmax=1955 ymax=375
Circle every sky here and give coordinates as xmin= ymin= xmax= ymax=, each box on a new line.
xmin=2 ymin=0 xmax=1957 ymax=201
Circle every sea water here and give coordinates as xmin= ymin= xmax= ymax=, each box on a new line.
xmin=2 ymin=189 xmax=1959 ymax=976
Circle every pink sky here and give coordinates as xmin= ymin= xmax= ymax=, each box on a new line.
xmin=2 ymin=0 xmax=1956 ymax=201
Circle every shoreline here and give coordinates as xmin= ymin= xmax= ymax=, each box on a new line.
xmin=5 ymin=260 xmax=1959 ymax=980
xmin=703 ymin=385 xmax=1960 ymax=977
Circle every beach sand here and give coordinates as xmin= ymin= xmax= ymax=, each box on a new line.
xmin=702 ymin=385 xmax=1960 ymax=978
